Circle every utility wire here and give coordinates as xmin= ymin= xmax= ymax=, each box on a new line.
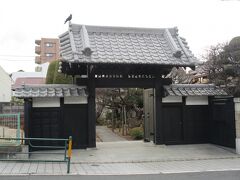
xmin=0 ymin=59 xmax=33 ymax=61
xmin=0 ymin=55 xmax=35 ymax=57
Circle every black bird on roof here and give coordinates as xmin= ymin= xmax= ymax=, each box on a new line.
xmin=64 ymin=14 xmax=72 ymax=24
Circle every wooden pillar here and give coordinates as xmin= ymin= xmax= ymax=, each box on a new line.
xmin=208 ymin=96 xmax=214 ymax=144
xmin=182 ymin=96 xmax=186 ymax=143
xmin=24 ymin=98 xmax=32 ymax=139
xmin=87 ymin=66 xmax=96 ymax=148
xmin=154 ymin=78 xmax=164 ymax=144
xmin=60 ymin=97 xmax=64 ymax=139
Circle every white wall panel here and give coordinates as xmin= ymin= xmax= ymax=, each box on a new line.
xmin=162 ymin=96 xmax=182 ymax=103
xmin=186 ymin=96 xmax=208 ymax=105
xmin=64 ymin=96 xmax=88 ymax=104
xmin=32 ymin=97 xmax=60 ymax=107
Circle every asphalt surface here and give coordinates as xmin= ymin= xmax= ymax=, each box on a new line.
xmin=1 ymin=170 xmax=240 ymax=180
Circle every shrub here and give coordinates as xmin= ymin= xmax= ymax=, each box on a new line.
xmin=46 ymin=60 xmax=72 ymax=84
xmin=129 ymin=127 xmax=144 ymax=140
xmin=53 ymin=61 xmax=72 ymax=84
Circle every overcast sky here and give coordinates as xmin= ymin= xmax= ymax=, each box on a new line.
xmin=0 ymin=0 xmax=240 ymax=73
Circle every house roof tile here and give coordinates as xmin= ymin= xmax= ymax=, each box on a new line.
xmin=164 ymin=84 xmax=228 ymax=96
xmin=59 ymin=24 xmax=198 ymax=67
xmin=14 ymin=84 xmax=87 ymax=98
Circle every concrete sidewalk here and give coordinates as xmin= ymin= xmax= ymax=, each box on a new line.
xmin=1 ymin=157 xmax=240 ymax=175
xmin=1 ymin=142 xmax=240 ymax=176
xmin=29 ymin=141 xmax=240 ymax=163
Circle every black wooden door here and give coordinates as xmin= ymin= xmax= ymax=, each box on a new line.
xmin=163 ymin=104 xmax=183 ymax=144
xmin=184 ymin=106 xmax=209 ymax=144
xmin=210 ymin=97 xmax=235 ymax=148
xmin=63 ymin=104 xmax=88 ymax=149
xmin=30 ymin=108 xmax=61 ymax=148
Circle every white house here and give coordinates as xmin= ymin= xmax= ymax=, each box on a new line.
xmin=11 ymin=62 xmax=49 ymax=82
xmin=0 ymin=65 xmax=11 ymax=102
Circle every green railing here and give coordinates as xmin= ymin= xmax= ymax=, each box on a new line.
xmin=0 ymin=136 xmax=72 ymax=173
xmin=0 ymin=113 xmax=21 ymax=145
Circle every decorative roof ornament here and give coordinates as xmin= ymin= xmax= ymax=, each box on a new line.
xmin=173 ymin=50 xmax=182 ymax=58
xmin=81 ymin=25 xmax=93 ymax=56
xmin=164 ymin=29 xmax=182 ymax=58
xmin=174 ymin=26 xmax=179 ymax=35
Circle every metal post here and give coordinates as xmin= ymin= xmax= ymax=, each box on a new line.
xmin=67 ymin=136 xmax=72 ymax=174
xmin=64 ymin=140 xmax=67 ymax=161
xmin=123 ymin=105 xmax=127 ymax=136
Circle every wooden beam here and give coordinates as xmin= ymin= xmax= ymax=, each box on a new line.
xmin=87 ymin=67 xmax=96 ymax=148
xmin=77 ymin=78 xmax=172 ymax=88
xmin=24 ymin=99 xmax=32 ymax=140
xmin=182 ymin=97 xmax=186 ymax=143
xmin=154 ymin=78 xmax=164 ymax=144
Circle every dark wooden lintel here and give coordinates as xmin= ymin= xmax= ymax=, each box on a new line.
xmin=62 ymin=63 xmax=173 ymax=76
xmin=77 ymin=77 xmax=172 ymax=88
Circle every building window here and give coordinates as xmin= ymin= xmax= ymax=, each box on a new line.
xmin=45 ymin=53 xmax=54 ymax=57
xmin=45 ymin=42 xmax=53 ymax=47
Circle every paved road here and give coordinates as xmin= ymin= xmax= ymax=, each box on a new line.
xmin=96 ymin=126 xmax=126 ymax=142
xmin=1 ymin=171 xmax=240 ymax=180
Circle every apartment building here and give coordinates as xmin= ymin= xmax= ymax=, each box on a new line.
xmin=35 ymin=38 xmax=60 ymax=64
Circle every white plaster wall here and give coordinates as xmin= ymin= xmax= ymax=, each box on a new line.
xmin=162 ymin=96 xmax=182 ymax=103
xmin=64 ymin=96 xmax=88 ymax=104
xmin=11 ymin=71 xmax=46 ymax=82
xmin=234 ymin=98 xmax=240 ymax=154
xmin=186 ymin=96 xmax=208 ymax=105
xmin=0 ymin=66 xmax=11 ymax=102
xmin=32 ymin=97 xmax=60 ymax=107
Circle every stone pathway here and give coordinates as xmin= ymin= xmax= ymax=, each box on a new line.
xmin=96 ymin=126 xmax=127 ymax=142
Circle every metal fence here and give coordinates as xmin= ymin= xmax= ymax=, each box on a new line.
xmin=0 ymin=113 xmax=21 ymax=145
xmin=0 ymin=136 xmax=72 ymax=173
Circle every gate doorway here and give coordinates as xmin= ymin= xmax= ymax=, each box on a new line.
xmin=96 ymin=88 xmax=145 ymax=142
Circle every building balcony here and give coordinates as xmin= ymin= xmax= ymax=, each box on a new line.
xmin=35 ymin=40 xmax=41 ymax=45
xmin=35 ymin=46 xmax=41 ymax=55
xmin=35 ymin=56 xmax=41 ymax=64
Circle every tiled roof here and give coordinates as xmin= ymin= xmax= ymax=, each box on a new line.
xmin=59 ymin=24 xmax=197 ymax=67
xmin=14 ymin=84 xmax=87 ymax=98
xmin=164 ymin=84 xmax=228 ymax=96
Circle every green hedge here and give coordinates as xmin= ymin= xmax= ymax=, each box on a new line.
xmin=129 ymin=127 xmax=144 ymax=140
xmin=46 ymin=60 xmax=72 ymax=84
